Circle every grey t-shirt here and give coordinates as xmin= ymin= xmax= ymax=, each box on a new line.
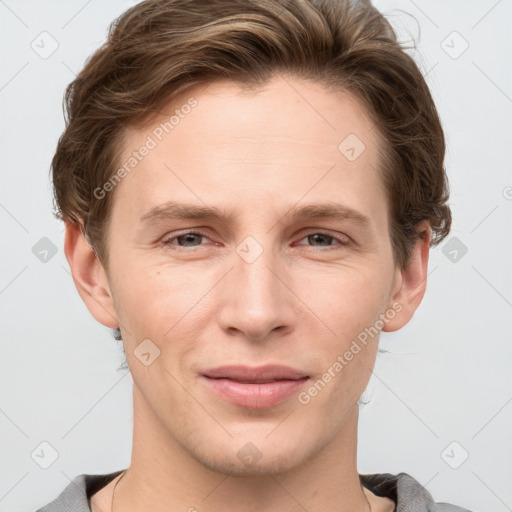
xmin=35 ymin=470 xmax=474 ymax=512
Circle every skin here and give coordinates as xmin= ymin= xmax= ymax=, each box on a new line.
xmin=65 ymin=74 xmax=430 ymax=512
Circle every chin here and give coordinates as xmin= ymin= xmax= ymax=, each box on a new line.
xmin=197 ymin=449 xmax=307 ymax=477
xmin=185 ymin=432 xmax=316 ymax=478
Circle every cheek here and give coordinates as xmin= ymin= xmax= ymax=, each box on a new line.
xmin=300 ymin=266 xmax=387 ymax=401
xmin=309 ymin=264 xmax=390 ymax=339
xmin=109 ymin=263 xmax=213 ymax=349
xmin=110 ymin=246 xmax=391 ymax=356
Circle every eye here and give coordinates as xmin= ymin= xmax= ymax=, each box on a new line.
xmin=162 ymin=230 xmax=212 ymax=250
xmin=296 ymin=231 xmax=351 ymax=249
xmin=161 ymin=229 xmax=351 ymax=251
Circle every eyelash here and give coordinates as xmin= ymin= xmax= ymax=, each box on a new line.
xmin=161 ymin=229 xmax=351 ymax=251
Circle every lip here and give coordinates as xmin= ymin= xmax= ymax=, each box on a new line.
xmin=201 ymin=365 xmax=309 ymax=409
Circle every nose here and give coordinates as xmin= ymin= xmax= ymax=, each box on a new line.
xmin=216 ymin=239 xmax=296 ymax=343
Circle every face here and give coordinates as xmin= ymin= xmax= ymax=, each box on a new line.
xmin=90 ymin=74 xmax=407 ymax=475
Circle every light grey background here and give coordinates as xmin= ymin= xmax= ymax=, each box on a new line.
xmin=1 ymin=1 xmax=511 ymax=511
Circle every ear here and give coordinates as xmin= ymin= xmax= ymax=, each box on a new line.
xmin=63 ymin=220 xmax=119 ymax=329
xmin=382 ymin=220 xmax=431 ymax=332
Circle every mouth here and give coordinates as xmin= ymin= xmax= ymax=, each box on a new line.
xmin=200 ymin=365 xmax=310 ymax=409
xmin=201 ymin=364 xmax=308 ymax=381
xmin=214 ymin=378 xmax=292 ymax=384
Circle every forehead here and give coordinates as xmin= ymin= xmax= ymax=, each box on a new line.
xmin=130 ymin=75 xmax=380 ymax=153
xmin=112 ymin=74 xmax=386 ymax=224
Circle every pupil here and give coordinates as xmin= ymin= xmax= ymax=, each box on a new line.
xmin=180 ymin=234 xmax=200 ymax=246
xmin=310 ymin=234 xmax=330 ymax=246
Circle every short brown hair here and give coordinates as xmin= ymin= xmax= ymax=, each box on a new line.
xmin=51 ymin=0 xmax=451 ymax=272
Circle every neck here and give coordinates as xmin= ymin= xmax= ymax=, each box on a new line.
xmin=114 ymin=385 xmax=372 ymax=512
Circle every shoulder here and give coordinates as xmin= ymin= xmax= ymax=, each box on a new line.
xmin=359 ymin=472 xmax=475 ymax=512
xmin=34 ymin=471 xmax=124 ymax=512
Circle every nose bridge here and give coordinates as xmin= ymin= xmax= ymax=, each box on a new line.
xmin=234 ymin=233 xmax=282 ymax=310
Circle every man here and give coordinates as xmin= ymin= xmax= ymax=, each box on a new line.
xmin=37 ymin=0 xmax=473 ymax=510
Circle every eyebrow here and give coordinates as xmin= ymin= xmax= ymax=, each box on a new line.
xmin=139 ymin=200 xmax=372 ymax=228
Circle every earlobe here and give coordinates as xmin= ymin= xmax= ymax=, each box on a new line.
xmin=63 ymin=220 xmax=119 ymax=329
xmin=382 ymin=220 xmax=431 ymax=333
